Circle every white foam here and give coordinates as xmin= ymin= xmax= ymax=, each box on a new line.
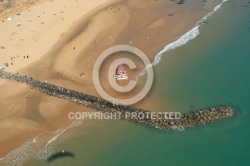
xmin=140 ymin=0 xmax=229 ymax=76
xmin=139 ymin=26 xmax=200 ymax=76
xmin=198 ymin=0 xmax=228 ymax=25
xmin=153 ymin=25 xmax=200 ymax=66
xmin=0 ymin=119 xmax=83 ymax=166
xmin=0 ymin=1 xmax=230 ymax=165
xmin=45 ymin=119 xmax=82 ymax=147
xmin=0 ymin=138 xmax=53 ymax=166
xmin=45 ymin=129 xmax=66 ymax=147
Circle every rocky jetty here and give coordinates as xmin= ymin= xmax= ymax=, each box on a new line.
xmin=0 ymin=71 xmax=236 ymax=130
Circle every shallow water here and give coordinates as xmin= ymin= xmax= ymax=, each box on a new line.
xmin=5 ymin=0 xmax=250 ymax=165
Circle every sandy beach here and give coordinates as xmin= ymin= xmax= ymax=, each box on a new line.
xmin=0 ymin=0 xmax=223 ymax=159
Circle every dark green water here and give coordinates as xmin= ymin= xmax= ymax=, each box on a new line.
xmin=27 ymin=1 xmax=250 ymax=165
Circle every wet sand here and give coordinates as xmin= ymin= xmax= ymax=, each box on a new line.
xmin=0 ymin=0 xmax=223 ymax=158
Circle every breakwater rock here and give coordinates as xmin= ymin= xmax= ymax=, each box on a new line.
xmin=0 ymin=71 xmax=236 ymax=130
xmin=175 ymin=0 xmax=185 ymax=4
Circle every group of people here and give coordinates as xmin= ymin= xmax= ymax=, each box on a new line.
xmin=79 ymin=72 xmax=84 ymax=76
xmin=3 ymin=54 xmax=29 ymax=68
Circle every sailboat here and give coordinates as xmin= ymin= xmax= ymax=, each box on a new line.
xmin=113 ymin=64 xmax=128 ymax=80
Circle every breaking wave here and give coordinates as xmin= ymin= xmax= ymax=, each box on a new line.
xmin=0 ymin=1 xmax=230 ymax=165
xmin=198 ymin=0 xmax=229 ymax=25
xmin=139 ymin=0 xmax=229 ymax=76
xmin=0 ymin=119 xmax=83 ymax=166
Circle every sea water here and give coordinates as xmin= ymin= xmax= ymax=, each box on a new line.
xmin=2 ymin=0 xmax=250 ymax=165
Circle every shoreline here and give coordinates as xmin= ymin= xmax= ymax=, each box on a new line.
xmin=0 ymin=0 xmax=47 ymax=20
xmin=0 ymin=69 xmax=237 ymax=130
xmin=0 ymin=0 xmax=117 ymax=158
xmin=0 ymin=67 xmax=236 ymax=164
xmin=0 ymin=0 xmax=226 ymax=161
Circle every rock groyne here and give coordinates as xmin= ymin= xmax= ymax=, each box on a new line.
xmin=0 ymin=70 xmax=236 ymax=130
